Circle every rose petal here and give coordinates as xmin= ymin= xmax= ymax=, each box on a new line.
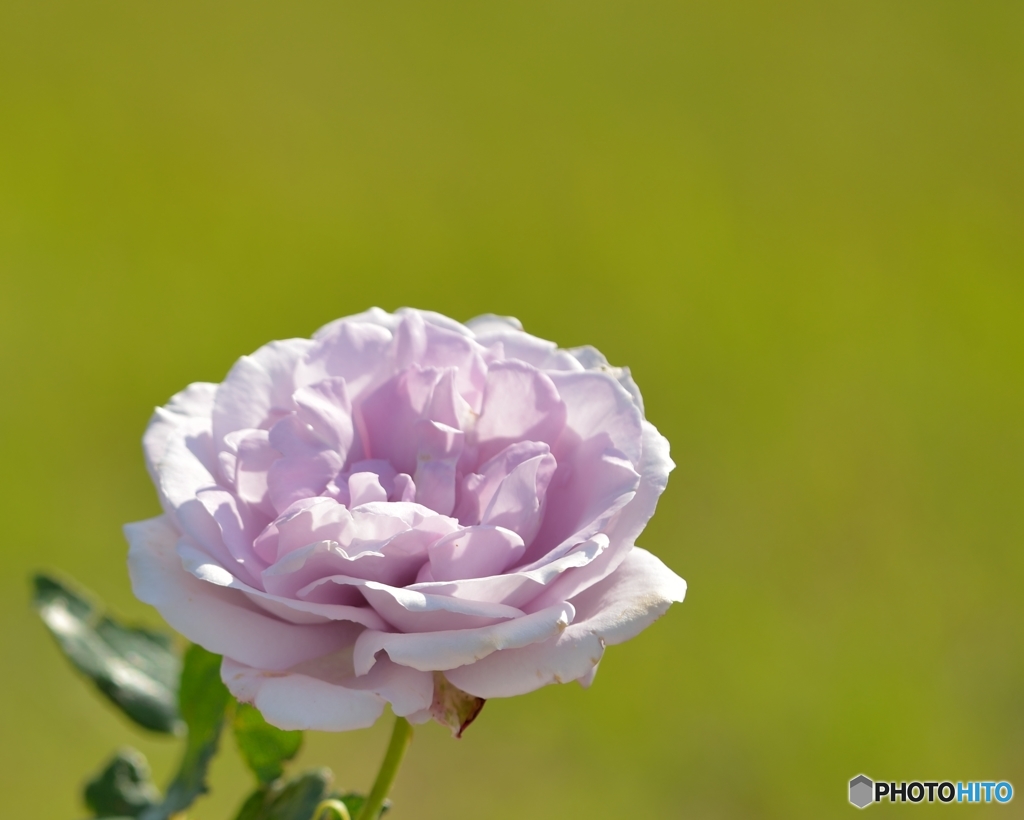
xmin=349 ymin=472 xmax=388 ymax=506
xmin=232 ymin=429 xmax=278 ymax=515
xmin=522 ymin=442 xmax=639 ymax=565
xmin=359 ymin=367 xmax=444 ymax=471
xmin=548 ymin=370 xmax=643 ymax=464
xmin=443 ymin=621 xmax=603 ymax=699
xmin=566 ymin=344 xmax=645 ymax=415
xmin=474 ymin=361 xmax=567 ymax=463
xmin=143 ymin=382 xmax=220 ymax=522
xmin=293 ymin=377 xmax=354 ymax=456
xmin=427 ymin=525 xmax=526 ymax=582
xmin=266 ymin=449 xmax=344 ymax=513
xmin=212 ymin=338 xmax=314 ymax=450
xmin=479 ymin=451 xmax=557 ymax=546
xmin=297 ymin=575 xmax=526 ymax=633
xmin=353 ymin=602 xmax=575 ymax=674
xmin=444 ymin=548 xmax=684 ymax=698
xmin=453 ymin=441 xmax=551 ymax=526
xmin=412 ymin=420 xmax=464 ymax=516
xmin=395 ymin=312 xmax=488 ymax=411
xmin=195 ymin=487 xmax=269 ymax=581
xmin=300 ymin=318 xmax=395 ymax=401
xmin=465 ymin=319 xmax=582 ymax=372
xmin=410 ymin=534 xmax=609 ymax=609
xmin=222 ymin=657 xmax=387 ymax=732
xmin=178 ymin=539 xmax=390 ymax=629
xmin=126 ymin=515 xmax=353 ymax=671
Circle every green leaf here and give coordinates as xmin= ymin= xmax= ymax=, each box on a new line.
xmin=32 ymin=573 xmax=181 ymax=734
xmin=232 ymin=769 xmax=333 ymax=820
xmin=230 ymin=771 xmax=390 ymax=820
xmin=83 ymin=747 xmax=161 ymax=818
xmin=139 ymin=644 xmax=232 ymax=820
xmin=233 ymin=701 xmax=304 ymax=784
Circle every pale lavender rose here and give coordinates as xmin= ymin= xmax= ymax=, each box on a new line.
xmin=127 ymin=308 xmax=685 ymax=732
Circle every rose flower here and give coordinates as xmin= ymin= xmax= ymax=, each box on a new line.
xmin=127 ymin=308 xmax=686 ymax=732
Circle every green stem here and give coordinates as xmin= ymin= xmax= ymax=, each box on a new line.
xmin=355 ymin=717 xmax=414 ymax=820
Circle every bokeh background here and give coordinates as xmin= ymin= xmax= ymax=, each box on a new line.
xmin=2 ymin=1 xmax=1023 ymax=817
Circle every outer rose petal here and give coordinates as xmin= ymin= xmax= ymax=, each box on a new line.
xmin=548 ymin=369 xmax=643 ymax=464
xmin=222 ymin=654 xmax=434 ymax=731
xmin=126 ymin=515 xmax=354 ymax=670
xmin=222 ymin=658 xmax=384 ymax=731
xmin=211 ymin=338 xmax=314 ymax=449
xmin=177 ymin=539 xmax=390 ymax=630
xmin=352 ymin=601 xmax=575 ymax=674
xmin=143 ymin=382 xmax=220 ymax=523
xmin=444 ymin=547 xmax=685 ymax=698
xmin=525 ymin=420 xmax=674 ymax=611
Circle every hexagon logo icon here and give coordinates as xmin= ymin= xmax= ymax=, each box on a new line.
xmin=849 ymin=775 xmax=874 ymax=809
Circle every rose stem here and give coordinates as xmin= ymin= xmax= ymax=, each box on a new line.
xmin=355 ymin=716 xmax=414 ymax=820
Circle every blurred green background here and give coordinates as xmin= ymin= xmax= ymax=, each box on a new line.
xmin=2 ymin=0 xmax=1023 ymax=817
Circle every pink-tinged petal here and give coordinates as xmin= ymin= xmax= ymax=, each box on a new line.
xmin=342 ymin=460 xmax=398 ymax=497
xmin=480 ymin=451 xmax=557 ymax=546
xmin=211 ymin=338 xmax=314 ymax=449
xmin=347 ymin=501 xmax=452 ymax=547
xmin=444 ymin=547 xmax=684 ymax=698
xmin=453 ymin=441 xmax=551 ymax=526
xmin=548 ymin=370 xmax=643 ymax=464
xmin=522 ymin=441 xmax=639 ymax=564
xmin=297 ymin=576 xmax=525 ymax=633
xmin=426 ymin=370 xmax=472 ymax=431
xmin=413 ymin=420 xmax=463 ymax=516
xmin=299 ymin=319 xmax=395 ymax=401
xmin=195 ymin=487 xmax=269 ymax=581
xmin=396 ymin=313 xmax=488 ymax=412
xmin=411 ymin=535 xmax=608 ymax=609
xmin=353 ymin=602 xmax=574 ymax=675
xmin=427 ymin=526 xmax=525 ymax=582
xmin=267 ymin=415 xmax=324 ymax=459
xmin=286 ymin=496 xmax=353 ymax=548
xmin=602 ymin=421 xmax=675 ymax=556
xmin=398 ymin=307 xmax=475 ymax=337
xmin=474 ymin=361 xmax=567 ymax=463
xmin=529 ymin=422 xmax=674 ymax=605
xmin=316 ymin=656 xmax=434 ymax=717
xmin=464 ymin=318 xmax=583 ymax=372
xmin=262 ymin=542 xmax=365 ymax=602
xmin=178 ymin=539 xmax=389 ymax=630
xmin=393 ymin=473 xmax=416 ymax=502
xmin=566 ymin=344 xmax=645 ymax=415
xmin=349 ymin=472 xmax=388 ymax=506
xmin=126 ymin=516 xmax=353 ymax=671
xmin=254 ymin=497 xmax=346 ymax=563
xmin=293 ymin=377 xmax=354 ymax=456
xmin=232 ymin=429 xmax=278 ymax=516
xmin=562 ymin=546 xmax=686 ymax=646
xmin=222 ymin=658 xmax=387 ymax=732
xmin=444 ymin=625 xmax=603 ymax=699
xmin=261 ymin=528 xmax=437 ymax=593
xmin=259 ymin=502 xmax=453 ymax=592
xmin=359 ymin=367 xmax=444 ymax=471
xmin=464 ymin=313 xmax=524 ymax=334
xmin=143 ymin=382 xmax=220 ymax=522
xmin=266 ymin=449 xmax=344 ymax=513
